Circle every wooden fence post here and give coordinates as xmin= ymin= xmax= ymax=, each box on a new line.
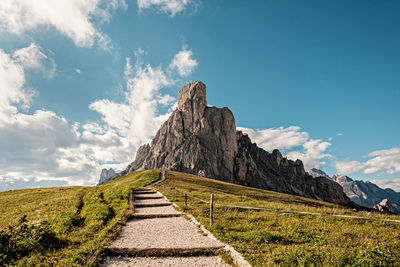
xmin=210 ymin=193 xmax=214 ymax=226
xmin=185 ymin=194 xmax=187 ymax=207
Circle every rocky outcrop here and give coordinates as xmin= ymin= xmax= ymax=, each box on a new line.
xmin=136 ymin=81 xmax=351 ymax=206
xmin=309 ymin=168 xmax=330 ymax=179
xmin=143 ymin=82 xmax=238 ymax=181
xmin=98 ymin=168 xmax=116 ymax=185
xmin=373 ymin=199 xmax=396 ymax=214
xmin=309 ymin=170 xmax=400 ymax=214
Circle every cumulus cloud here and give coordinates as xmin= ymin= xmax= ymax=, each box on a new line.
xmin=169 ymin=48 xmax=198 ymax=76
xmin=0 ymin=0 xmax=126 ymax=48
xmin=90 ymin=57 xmax=174 ymax=143
xmin=238 ymin=126 xmax=332 ymax=170
xmin=137 ymin=0 xmax=192 ymax=17
xmin=334 ymin=161 xmax=365 ymax=174
xmin=369 ymin=178 xmax=400 ymax=192
xmin=334 ymin=147 xmax=400 ymax=175
xmin=286 ymin=139 xmax=332 ymax=170
xmin=0 ymin=47 xmax=198 ymax=191
xmin=0 ymin=43 xmax=55 ymax=121
xmin=237 ymin=126 xmax=309 ymax=151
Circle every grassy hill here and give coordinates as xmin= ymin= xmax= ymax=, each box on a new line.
xmin=153 ymin=171 xmax=400 ymax=266
xmin=0 ymin=170 xmax=160 ymax=266
xmin=1 ymin=170 xmax=399 ymax=266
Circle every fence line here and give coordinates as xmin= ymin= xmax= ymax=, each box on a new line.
xmin=156 ymin=184 xmax=400 ymax=224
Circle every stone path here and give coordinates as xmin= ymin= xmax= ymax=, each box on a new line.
xmin=103 ymin=188 xmax=233 ymax=267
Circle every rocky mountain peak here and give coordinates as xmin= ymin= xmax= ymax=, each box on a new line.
xmin=177 ymin=81 xmax=207 ymax=118
xmin=109 ymin=82 xmax=352 ymax=206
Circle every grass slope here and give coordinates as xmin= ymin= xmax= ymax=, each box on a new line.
xmin=0 ymin=170 xmax=160 ymax=266
xmin=154 ymin=171 xmax=400 ymax=266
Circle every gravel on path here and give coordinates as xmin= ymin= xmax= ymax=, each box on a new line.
xmin=103 ymin=256 xmax=230 ymax=267
xmin=134 ymin=205 xmax=182 ymax=215
xmin=110 ymin=217 xmax=224 ymax=250
xmin=134 ymin=198 xmax=170 ymax=204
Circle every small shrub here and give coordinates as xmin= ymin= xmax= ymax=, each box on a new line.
xmin=0 ymin=215 xmax=66 ymax=265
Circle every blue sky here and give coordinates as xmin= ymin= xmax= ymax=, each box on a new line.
xmin=0 ymin=0 xmax=399 ymax=191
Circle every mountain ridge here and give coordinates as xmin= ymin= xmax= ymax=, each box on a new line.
xmin=104 ymin=81 xmax=352 ymax=206
xmin=308 ymin=168 xmax=400 ymax=214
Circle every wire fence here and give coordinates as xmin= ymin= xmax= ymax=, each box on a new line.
xmin=152 ymin=173 xmax=400 ymax=224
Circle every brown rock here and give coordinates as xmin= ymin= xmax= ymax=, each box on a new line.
xmin=114 ymin=81 xmax=352 ymax=206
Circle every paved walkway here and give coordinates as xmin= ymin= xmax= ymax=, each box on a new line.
xmin=103 ymin=188 xmax=232 ymax=267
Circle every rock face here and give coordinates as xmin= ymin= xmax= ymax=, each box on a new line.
xmin=373 ymin=199 xmax=396 ymax=214
xmin=143 ymin=82 xmax=238 ymax=181
xmin=332 ymin=174 xmax=400 ymax=214
xmin=133 ymin=81 xmax=351 ymax=206
xmin=309 ymin=168 xmax=330 ymax=179
xmin=308 ymin=170 xmax=400 ymax=214
xmin=98 ymin=168 xmax=116 ymax=185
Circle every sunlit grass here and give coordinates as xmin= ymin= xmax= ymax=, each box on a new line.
xmin=154 ymin=171 xmax=400 ymax=266
xmin=0 ymin=170 xmax=160 ymax=266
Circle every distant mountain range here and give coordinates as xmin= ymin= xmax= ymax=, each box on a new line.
xmin=309 ymin=168 xmax=400 ymax=214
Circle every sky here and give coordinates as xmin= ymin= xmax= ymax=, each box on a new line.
xmin=0 ymin=0 xmax=399 ymax=192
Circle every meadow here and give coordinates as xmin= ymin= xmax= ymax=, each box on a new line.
xmin=154 ymin=171 xmax=400 ymax=266
xmin=1 ymin=169 xmax=399 ymax=266
xmin=0 ymin=170 xmax=160 ymax=266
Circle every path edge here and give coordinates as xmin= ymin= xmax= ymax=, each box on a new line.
xmin=154 ymin=191 xmax=252 ymax=267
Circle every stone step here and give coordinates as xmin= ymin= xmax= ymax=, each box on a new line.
xmin=105 ymin=247 xmax=222 ymax=257
xmin=103 ymin=255 xmax=230 ymax=267
xmin=130 ymin=213 xmax=183 ymax=219
xmin=132 ymin=191 xmax=157 ymax=194
xmin=134 ymin=195 xmax=164 ymax=199
xmin=134 ymin=198 xmax=170 ymax=204
xmin=134 ymin=205 xmax=181 ymax=215
xmin=134 ymin=187 xmax=152 ymax=191
xmin=134 ymin=202 xmax=172 ymax=207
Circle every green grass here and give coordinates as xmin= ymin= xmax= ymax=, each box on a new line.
xmin=0 ymin=170 xmax=160 ymax=266
xmin=154 ymin=171 xmax=400 ymax=266
xmin=2 ymin=169 xmax=399 ymax=266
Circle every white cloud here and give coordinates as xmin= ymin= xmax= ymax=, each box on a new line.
xmin=334 ymin=161 xmax=365 ymax=174
xmin=0 ymin=43 xmax=55 ymax=121
xmin=369 ymin=179 xmax=400 ymax=192
xmin=90 ymin=59 xmax=174 ymax=143
xmin=0 ymin=0 xmax=125 ymax=48
xmin=0 ymin=48 xmax=30 ymax=119
xmin=287 ymin=139 xmax=332 ymax=170
xmin=334 ymin=147 xmax=400 ymax=175
xmin=137 ymin=0 xmax=192 ymax=17
xmin=0 ymin=47 xmax=198 ymax=190
xmin=169 ymin=48 xmax=198 ymax=76
xmin=13 ymin=43 xmax=56 ymax=78
xmin=238 ymin=126 xmax=332 ymax=170
xmin=238 ymin=126 xmax=309 ymax=151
